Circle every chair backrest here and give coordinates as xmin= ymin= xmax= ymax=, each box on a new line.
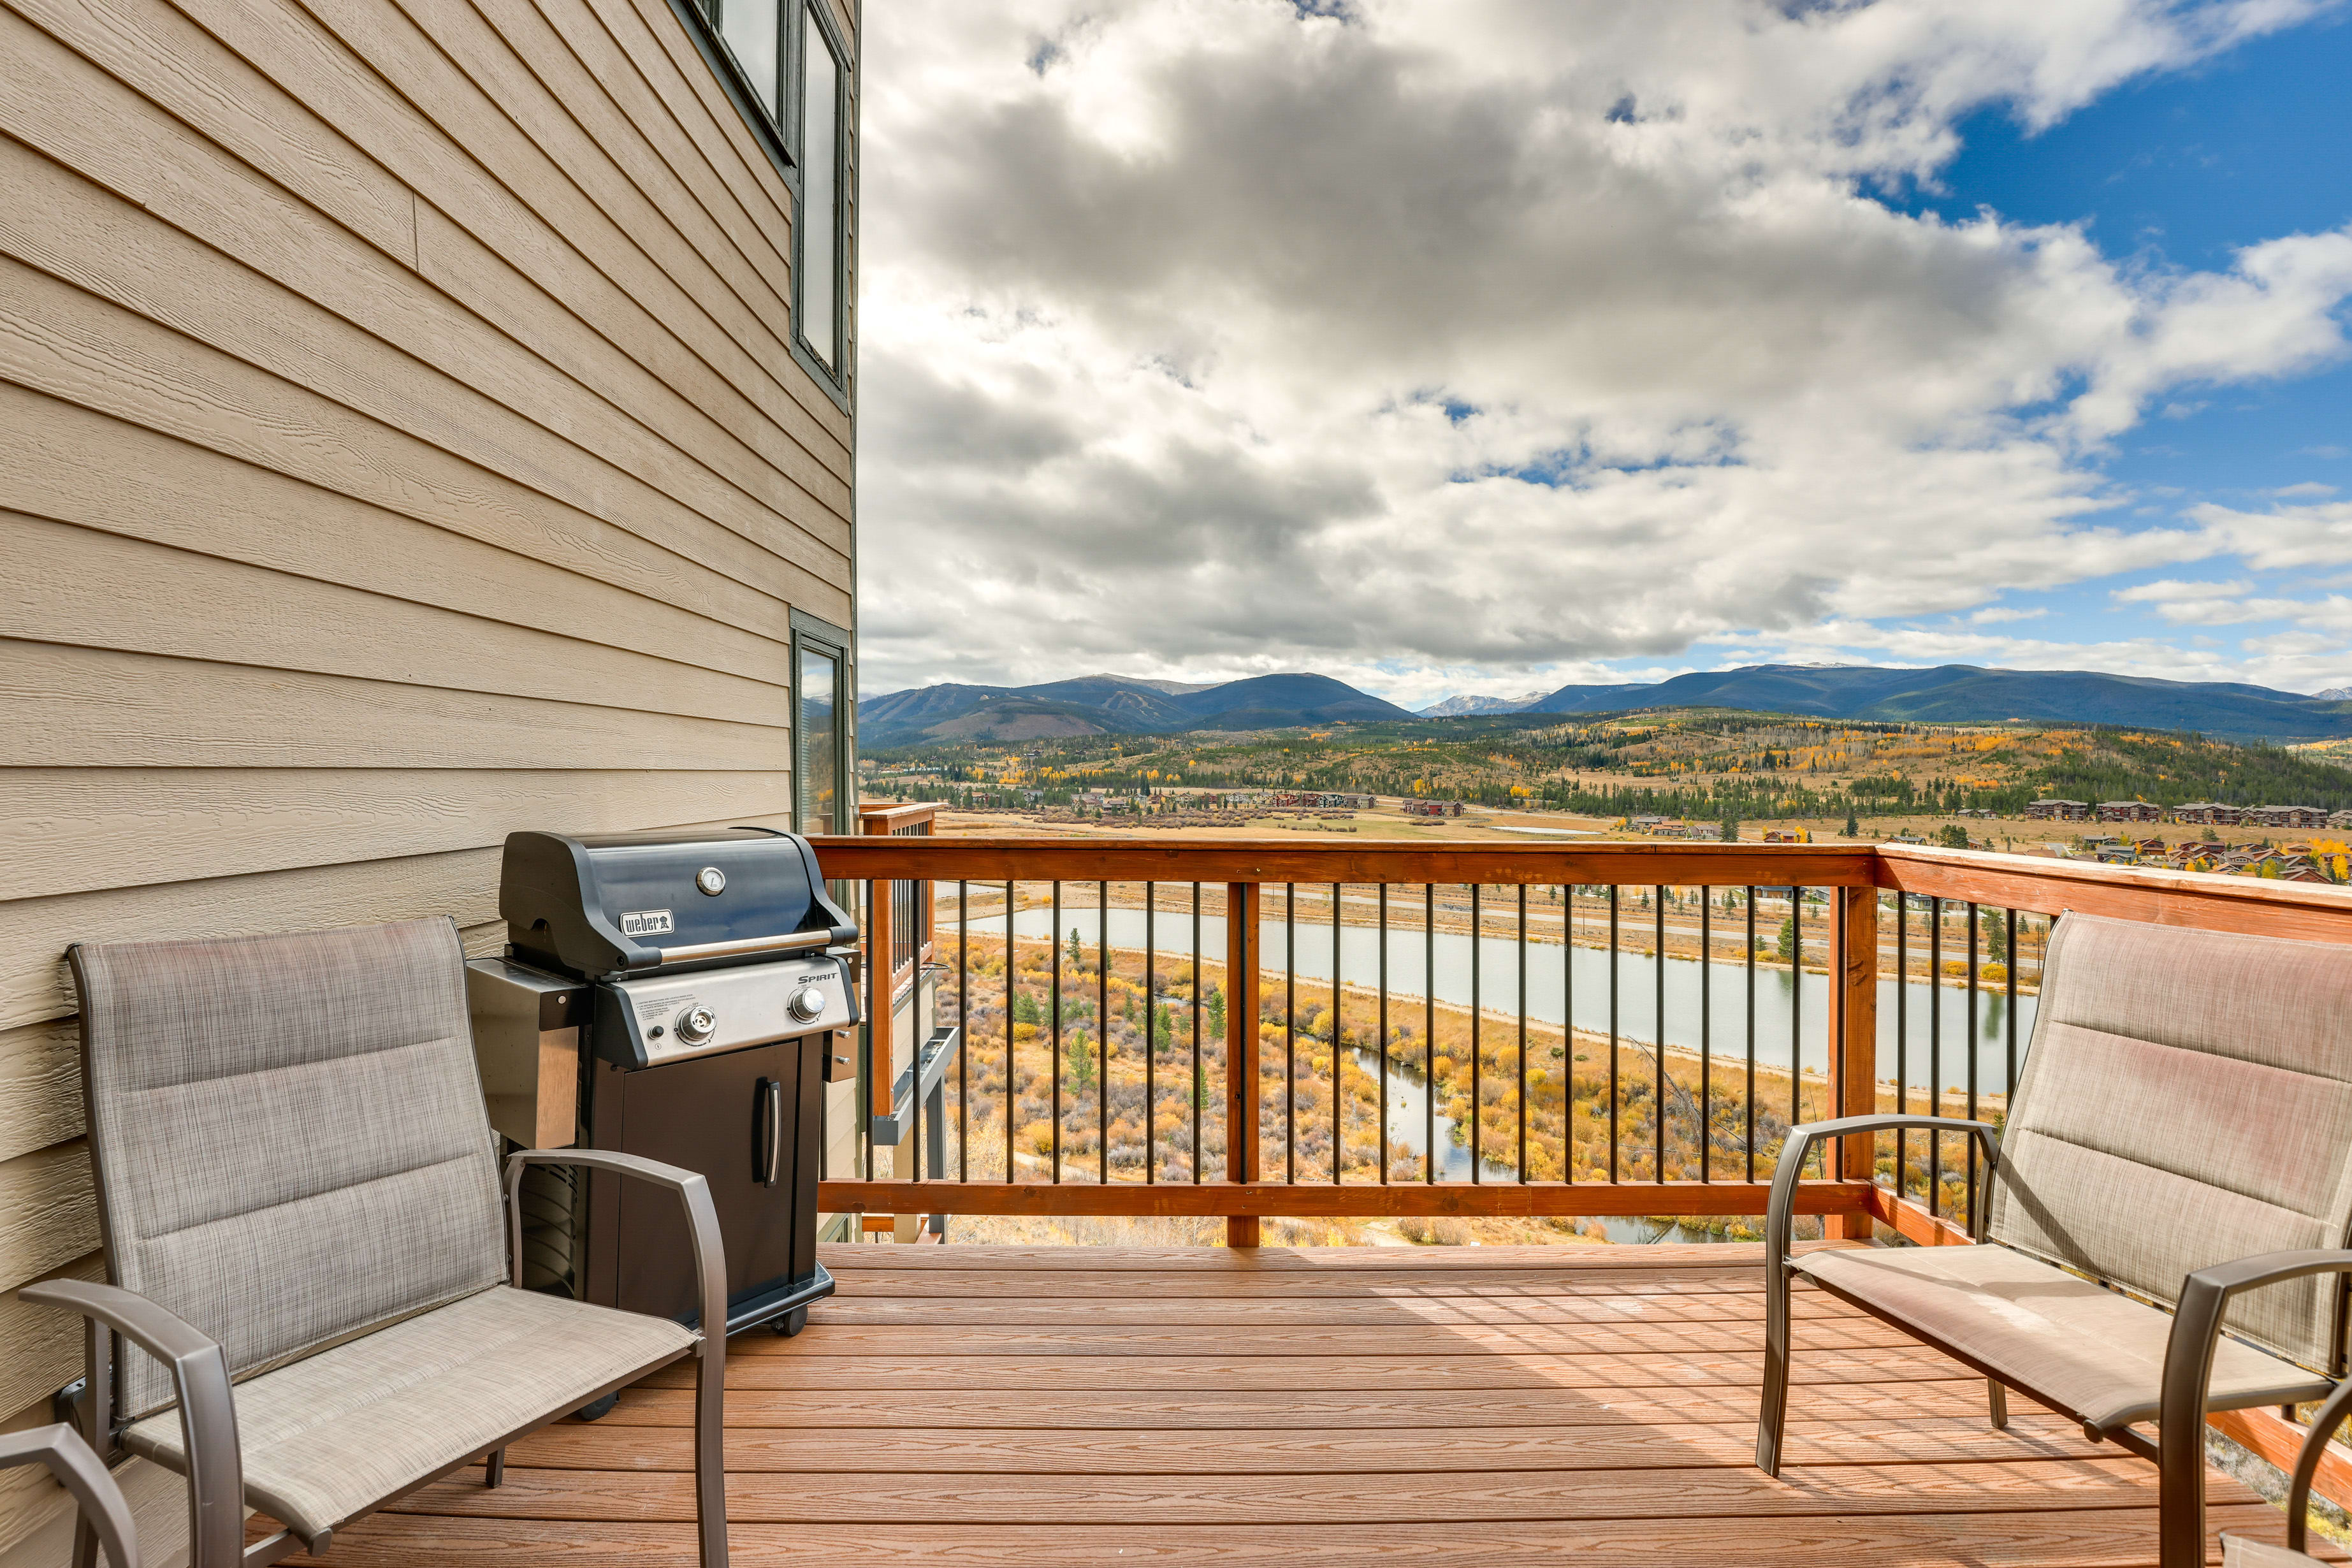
xmin=1991 ymin=911 xmax=2352 ymax=1373
xmin=71 ymin=920 xmax=505 ymax=1421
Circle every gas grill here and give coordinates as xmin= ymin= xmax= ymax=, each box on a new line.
xmin=467 ymin=828 xmax=859 ymax=1339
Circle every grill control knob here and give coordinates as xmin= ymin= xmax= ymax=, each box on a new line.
xmin=788 ymin=986 xmax=826 ymax=1023
xmin=676 ymin=1005 xmax=717 ymax=1045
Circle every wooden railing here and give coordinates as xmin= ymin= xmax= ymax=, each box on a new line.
xmin=807 ymin=837 xmax=2352 ymax=1249
xmin=805 ymin=832 xmax=2352 ymax=1502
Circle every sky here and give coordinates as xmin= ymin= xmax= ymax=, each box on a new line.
xmin=853 ymin=0 xmax=2352 ymax=709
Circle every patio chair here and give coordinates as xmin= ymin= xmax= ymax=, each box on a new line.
xmin=0 ymin=1422 xmax=138 ymax=1568
xmin=1755 ymin=911 xmax=2352 ymax=1568
xmin=23 ymin=919 xmax=729 ymax=1568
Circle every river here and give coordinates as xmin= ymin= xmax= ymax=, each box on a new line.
xmin=951 ymin=902 xmax=2033 ymax=1099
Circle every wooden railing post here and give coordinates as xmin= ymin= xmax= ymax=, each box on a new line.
xmin=1226 ymin=882 xmax=1261 ymax=1247
xmin=1831 ymin=885 xmax=1879 ymax=1240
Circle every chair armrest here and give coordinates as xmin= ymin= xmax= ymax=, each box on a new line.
xmin=17 ymin=1280 xmax=241 ymax=1568
xmin=1766 ymin=1115 xmax=2000 ymax=1266
xmin=2160 ymin=1249 xmax=2352 ymax=1564
xmin=0 ymin=1423 xmax=138 ymax=1568
xmin=504 ymin=1150 xmax=727 ymax=1349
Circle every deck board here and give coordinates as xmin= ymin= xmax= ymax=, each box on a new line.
xmin=284 ymin=1242 xmax=2332 ymax=1567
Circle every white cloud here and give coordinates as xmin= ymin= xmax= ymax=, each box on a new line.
xmin=856 ymin=0 xmax=2352 ymax=694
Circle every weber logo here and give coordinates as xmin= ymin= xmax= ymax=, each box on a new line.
xmin=620 ymin=908 xmax=674 ymax=938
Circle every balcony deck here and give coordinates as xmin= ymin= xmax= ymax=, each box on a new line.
xmin=284 ymin=1242 xmax=2330 ymax=1567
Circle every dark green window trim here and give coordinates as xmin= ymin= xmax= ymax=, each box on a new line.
xmin=786 ymin=0 xmax=855 ymax=414
xmin=656 ymin=0 xmax=797 ymax=182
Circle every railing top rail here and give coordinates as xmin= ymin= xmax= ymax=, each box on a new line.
xmin=804 ymin=835 xmax=1880 ymax=885
xmin=857 ymin=802 xmax=938 ymax=833
xmin=1878 ymin=843 xmax=2352 ymax=943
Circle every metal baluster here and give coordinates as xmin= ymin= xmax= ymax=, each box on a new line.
xmin=1699 ymin=886 xmax=1711 ymax=1184
xmin=1929 ymin=896 xmax=1943 ymax=1219
xmin=1564 ymin=884 xmax=1575 ymax=1186
xmin=1425 ymin=884 xmax=1437 ymax=1184
xmin=1192 ymin=883 xmax=1203 ymax=1184
xmin=1966 ymin=901 xmax=1980 ymax=1233
xmin=1790 ymin=887 xmax=1803 ymax=1173
xmin=1895 ymin=894 xmax=1908 ymax=1204
xmin=1051 ymin=880 xmax=1063 ymax=1185
xmin=1098 ymin=881 xmax=1109 ymax=1185
xmin=1332 ymin=882 xmax=1343 ymax=1184
xmin=1378 ymin=883 xmax=1390 ymax=1187
xmin=1608 ymin=884 xmax=1620 ymax=1184
xmin=1145 ymin=883 xmax=1156 ymax=1185
xmin=1517 ymin=883 xmax=1529 ymax=1184
xmin=1655 ymin=885 xmax=1667 ymax=1184
xmin=2005 ymin=906 xmax=2019 ymax=1103
xmin=1471 ymin=883 xmax=1483 ymax=1184
xmin=863 ymin=880 xmax=875 ymax=1183
xmin=1745 ymin=886 xmax=1757 ymax=1184
xmin=1286 ymin=883 xmax=1297 ymax=1185
xmin=957 ymin=880 xmax=968 ymax=1182
xmin=1005 ymin=880 xmax=1015 ymax=1184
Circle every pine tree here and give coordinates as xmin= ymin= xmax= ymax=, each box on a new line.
xmin=1720 ymin=816 xmax=1738 ymax=842
xmin=1066 ymin=926 xmax=1084 ymax=969
xmin=1205 ymin=982 xmax=1226 ymax=1038
xmin=1068 ymin=1029 xmax=1095 ymax=1094
xmin=1843 ymin=809 xmax=1859 ymax=838
xmin=1777 ymin=914 xmax=1798 ymax=966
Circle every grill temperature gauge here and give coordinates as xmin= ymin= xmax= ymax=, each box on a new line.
xmin=675 ymin=1005 xmax=717 ymax=1044
xmin=788 ymin=986 xmax=826 ymax=1022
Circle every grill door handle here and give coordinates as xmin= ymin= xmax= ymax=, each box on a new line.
xmin=755 ymin=1076 xmax=783 ymax=1187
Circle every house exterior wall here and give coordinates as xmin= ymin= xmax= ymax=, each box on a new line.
xmin=0 ymin=0 xmax=855 ymax=1552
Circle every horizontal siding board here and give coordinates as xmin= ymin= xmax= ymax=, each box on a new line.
xmin=0 ymin=640 xmax=792 ymax=771
xmin=0 ymin=1251 xmax=100 ymax=1419
xmin=525 ymin=0 xmax=792 ymax=289
xmin=0 ymin=769 xmax=796 ymax=903
xmin=0 ymin=1142 xmax=97 ymax=1296
xmin=266 ymin=0 xmax=852 ymax=502
xmin=0 ymin=1022 xmax=78 ymax=1165
xmin=0 ymin=848 xmax=504 ymax=1033
xmin=0 ymin=260 xmax=855 ymax=638
xmin=591 ymin=0 xmax=853 ymax=450
xmin=7 ymin=0 xmax=847 ymax=544
xmin=0 ymin=0 xmax=414 ymax=256
xmin=398 ymin=0 xmax=794 ymax=358
xmin=0 ymin=395 xmax=822 ymax=692
xmin=0 ymin=512 xmax=797 ymax=723
xmin=170 ymin=0 xmax=850 ymax=493
xmin=0 ymin=122 xmax=850 ymax=600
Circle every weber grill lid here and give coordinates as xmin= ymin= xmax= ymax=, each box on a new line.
xmin=500 ymin=828 xmax=858 ymax=978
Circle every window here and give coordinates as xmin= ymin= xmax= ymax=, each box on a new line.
xmin=794 ymin=1 xmax=847 ymax=384
xmin=715 ymin=0 xmax=777 ymax=116
xmin=793 ymin=616 xmax=852 ymax=835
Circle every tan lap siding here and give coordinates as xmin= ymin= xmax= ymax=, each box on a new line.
xmin=0 ymin=0 xmax=850 ymax=1546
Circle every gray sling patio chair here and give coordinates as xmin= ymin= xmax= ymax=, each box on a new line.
xmin=1755 ymin=911 xmax=2352 ymax=1568
xmin=0 ymin=1422 xmax=138 ymax=1568
xmin=22 ymin=919 xmax=730 ymax=1568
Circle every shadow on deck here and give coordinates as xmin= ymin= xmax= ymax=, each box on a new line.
xmin=280 ymin=1242 xmax=2325 ymax=1566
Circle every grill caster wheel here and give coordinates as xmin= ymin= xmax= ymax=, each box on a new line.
xmin=772 ymin=1307 xmax=808 ymax=1337
xmin=572 ymin=1393 xmax=618 ymax=1422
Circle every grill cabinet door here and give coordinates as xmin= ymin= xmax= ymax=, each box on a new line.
xmin=589 ymin=1038 xmax=815 ymax=1328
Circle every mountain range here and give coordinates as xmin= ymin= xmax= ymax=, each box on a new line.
xmin=862 ymin=664 xmax=2352 ymax=747
xmin=860 ymin=673 xmax=1416 ymax=746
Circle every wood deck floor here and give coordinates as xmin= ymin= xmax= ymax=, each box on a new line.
xmin=286 ymin=1242 xmax=2332 ymax=1567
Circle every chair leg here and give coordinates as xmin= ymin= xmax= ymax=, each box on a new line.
xmin=1755 ymin=1258 xmax=1793 ymax=1476
xmin=484 ymin=1448 xmax=504 ymax=1489
xmin=1987 ymin=1379 xmax=2008 ymax=1430
xmin=71 ymin=1513 xmax=99 ymax=1568
xmin=693 ymin=1347 xmax=729 ymax=1568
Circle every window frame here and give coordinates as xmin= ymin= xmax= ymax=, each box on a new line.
xmin=785 ymin=0 xmax=855 ymax=410
xmin=661 ymin=0 xmax=797 ymax=183
xmin=790 ymin=609 xmax=854 ymax=838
